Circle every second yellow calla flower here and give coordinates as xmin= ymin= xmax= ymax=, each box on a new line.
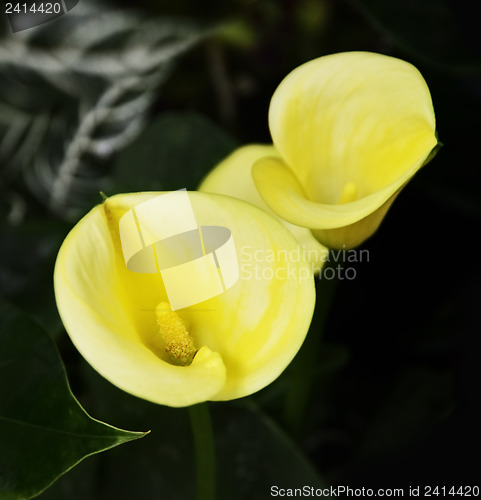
xmin=54 ymin=192 xmax=315 ymax=407
xmin=202 ymin=52 xmax=439 ymax=249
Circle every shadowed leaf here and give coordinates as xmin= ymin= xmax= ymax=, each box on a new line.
xmin=0 ymin=299 xmax=147 ymax=500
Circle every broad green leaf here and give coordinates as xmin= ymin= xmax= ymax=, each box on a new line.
xmin=0 ymin=299 xmax=147 ymax=500
xmin=113 ymin=111 xmax=237 ymax=192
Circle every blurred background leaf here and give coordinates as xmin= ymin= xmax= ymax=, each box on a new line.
xmin=0 ymin=220 xmax=71 ymax=334
xmin=0 ymin=0 xmax=206 ymax=220
xmin=113 ymin=111 xmax=237 ymax=192
xmin=348 ymin=0 xmax=481 ymax=72
xmin=0 ymin=299 xmax=146 ymax=500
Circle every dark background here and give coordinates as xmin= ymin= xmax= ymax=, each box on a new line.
xmin=1 ymin=0 xmax=480 ymax=497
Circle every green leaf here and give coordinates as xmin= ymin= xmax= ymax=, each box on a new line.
xmin=113 ymin=111 xmax=237 ymax=192
xmin=39 ymin=364 xmax=196 ymax=500
xmin=0 ymin=299 xmax=147 ymax=500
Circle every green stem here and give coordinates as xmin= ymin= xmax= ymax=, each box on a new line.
xmin=284 ymin=252 xmax=339 ymax=437
xmin=188 ymin=403 xmax=216 ymax=500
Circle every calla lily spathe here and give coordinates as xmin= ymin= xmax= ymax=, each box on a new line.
xmin=54 ymin=192 xmax=315 ymax=407
xmin=202 ymin=52 xmax=438 ymax=249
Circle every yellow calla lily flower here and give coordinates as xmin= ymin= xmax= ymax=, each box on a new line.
xmin=200 ymin=52 xmax=438 ymax=249
xmin=255 ymin=51 xmax=438 ymax=249
xmin=54 ymin=192 xmax=315 ymax=407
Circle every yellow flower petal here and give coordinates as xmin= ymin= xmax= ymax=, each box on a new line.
xmin=252 ymin=156 xmax=389 ymax=225
xmin=54 ymin=192 xmax=315 ymax=406
xmin=199 ymin=144 xmax=328 ymax=267
xmin=258 ymin=51 xmax=438 ymax=248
